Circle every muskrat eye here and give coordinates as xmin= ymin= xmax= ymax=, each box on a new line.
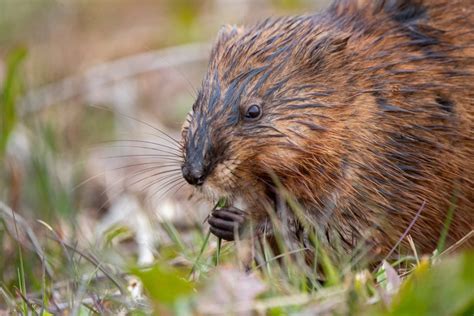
xmin=243 ymin=104 xmax=262 ymax=121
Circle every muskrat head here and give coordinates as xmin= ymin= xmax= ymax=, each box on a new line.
xmin=181 ymin=17 xmax=351 ymax=203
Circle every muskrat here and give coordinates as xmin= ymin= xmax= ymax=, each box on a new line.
xmin=180 ymin=0 xmax=473 ymax=260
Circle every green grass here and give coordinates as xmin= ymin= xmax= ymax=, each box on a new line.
xmin=0 ymin=47 xmax=26 ymax=159
xmin=1 ymin=156 xmax=473 ymax=315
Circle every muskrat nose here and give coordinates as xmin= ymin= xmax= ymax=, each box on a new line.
xmin=182 ymin=164 xmax=206 ymax=186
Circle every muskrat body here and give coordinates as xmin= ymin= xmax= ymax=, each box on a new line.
xmin=181 ymin=0 xmax=473 ymax=259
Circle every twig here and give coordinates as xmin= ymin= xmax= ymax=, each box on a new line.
xmin=29 ymin=293 xmax=148 ymax=314
xmin=0 ymin=200 xmax=53 ymax=277
xmin=14 ymin=288 xmax=37 ymax=313
xmin=17 ymin=273 xmax=128 ymax=301
xmin=46 ymin=235 xmax=126 ymax=295
xmin=37 ymin=220 xmax=78 ymax=283
xmin=439 ymin=230 xmax=474 ymax=258
xmin=253 ymin=247 xmax=310 ymax=270
xmin=375 ymin=201 xmax=426 ymax=272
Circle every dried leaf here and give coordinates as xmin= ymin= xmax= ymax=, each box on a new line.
xmin=198 ymin=267 xmax=266 ymax=315
xmin=381 ymin=260 xmax=402 ymax=294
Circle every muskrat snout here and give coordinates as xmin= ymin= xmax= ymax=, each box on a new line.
xmin=181 ymin=162 xmax=206 ymax=186
xmin=181 ymin=121 xmax=215 ymax=186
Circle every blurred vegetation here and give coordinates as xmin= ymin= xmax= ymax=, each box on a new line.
xmin=0 ymin=0 xmax=472 ymax=315
xmin=0 ymin=48 xmax=26 ymax=158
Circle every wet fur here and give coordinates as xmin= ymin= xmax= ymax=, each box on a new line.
xmin=182 ymin=0 xmax=474 ymax=258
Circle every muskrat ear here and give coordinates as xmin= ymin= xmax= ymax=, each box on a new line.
xmin=216 ymin=24 xmax=244 ymax=45
xmin=304 ymin=34 xmax=350 ymax=69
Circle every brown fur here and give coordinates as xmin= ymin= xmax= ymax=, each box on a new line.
xmin=182 ymin=0 xmax=474 ymax=259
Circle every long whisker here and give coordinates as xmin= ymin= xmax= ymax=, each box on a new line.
xmin=112 ymin=161 xmax=180 ymax=171
xmin=173 ymin=65 xmax=199 ymax=98
xmin=90 ymin=104 xmax=181 ymax=146
xmin=98 ymin=144 xmax=182 ymax=157
xmin=139 ymin=173 xmax=183 ymax=192
xmin=149 ymin=177 xmax=186 ymax=199
xmin=72 ymin=161 xmax=179 ymax=192
xmin=72 ymin=172 xmax=106 ymax=191
xmin=141 ymin=132 xmax=184 ymax=150
xmin=104 ymin=154 xmax=183 ymax=162
xmin=99 ymin=139 xmax=183 ymax=155
xmin=128 ymin=168 xmax=182 ymax=188
xmin=91 ymin=169 xmax=181 ymax=213
xmin=151 ymin=181 xmax=187 ymax=202
xmin=126 ymin=165 xmax=181 ymax=181
xmin=98 ymin=164 xmax=177 ymax=197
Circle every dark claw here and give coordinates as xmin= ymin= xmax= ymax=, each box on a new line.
xmin=210 ymin=226 xmax=235 ymax=241
xmin=208 ymin=217 xmax=239 ymax=231
xmin=208 ymin=207 xmax=248 ymax=241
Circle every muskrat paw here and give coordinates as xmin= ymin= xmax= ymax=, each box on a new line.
xmin=208 ymin=207 xmax=247 ymax=241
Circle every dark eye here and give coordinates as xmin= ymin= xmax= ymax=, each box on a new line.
xmin=244 ymin=104 xmax=262 ymax=121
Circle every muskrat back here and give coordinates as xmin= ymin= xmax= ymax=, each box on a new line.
xmin=181 ymin=0 xmax=473 ymax=258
